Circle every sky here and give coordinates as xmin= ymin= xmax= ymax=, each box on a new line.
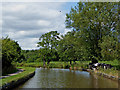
xmin=2 ymin=1 xmax=79 ymax=50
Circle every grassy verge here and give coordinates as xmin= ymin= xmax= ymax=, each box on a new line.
xmin=13 ymin=61 xmax=90 ymax=68
xmin=0 ymin=67 xmax=35 ymax=87
xmin=13 ymin=62 xmax=43 ymax=67
xmin=96 ymin=68 xmax=118 ymax=77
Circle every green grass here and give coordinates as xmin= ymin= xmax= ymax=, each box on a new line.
xmin=0 ymin=67 xmax=35 ymax=87
xmin=13 ymin=61 xmax=90 ymax=67
xmin=97 ymin=68 xmax=118 ymax=77
xmin=47 ymin=61 xmax=70 ymax=68
xmin=13 ymin=61 xmax=89 ymax=69
xmin=99 ymin=59 xmax=119 ymax=66
xmin=13 ymin=60 xmax=119 ymax=69
xmin=13 ymin=62 xmax=43 ymax=67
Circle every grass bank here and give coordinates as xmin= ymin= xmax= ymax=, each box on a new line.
xmin=13 ymin=60 xmax=119 ymax=70
xmin=0 ymin=67 xmax=35 ymax=87
xmin=13 ymin=61 xmax=90 ymax=69
xmin=90 ymin=68 xmax=119 ymax=81
xmin=96 ymin=68 xmax=118 ymax=78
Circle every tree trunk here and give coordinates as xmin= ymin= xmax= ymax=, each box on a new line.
xmin=73 ymin=60 xmax=76 ymax=64
xmin=70 ymin=60 xmax=72 ymax=66
xmin=43 ymin=60 xmax=45 ymax=68
xmin=47 ymin=60 xmax=50 ymax=65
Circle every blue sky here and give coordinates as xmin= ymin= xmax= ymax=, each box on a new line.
xmin=61 ymin=2 xmax=78 ymax=13
xmin=2 ymin=2 xmax=78 ymax=50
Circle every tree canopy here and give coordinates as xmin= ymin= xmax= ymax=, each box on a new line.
xmin=37 ymin=31 xmax=60 ymax=64
xmin=2 ymin=37 xmax=22 ymax=67
xmin=65 ymin=2 xmax=119 ymax=61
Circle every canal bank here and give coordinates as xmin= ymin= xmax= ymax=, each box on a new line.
xmin=69 ymin=66 xmax=119 ymax=82
xmin=86 ymin=69 xmax=119 ymax=82
xmin=1 ymin=67 xmax=35 ymax=90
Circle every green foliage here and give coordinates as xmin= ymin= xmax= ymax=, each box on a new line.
xmin=2 ymin=37 xmax=22 ymax=73
xmin=37 ymin=31 xmax=60 ymax=64
xmin=65 ymin=2 xmax=119 ymax=61
xmin=38 ymin=48 xmax=51 ymax=62
xmin=47 ymin=62 xmax=70 ymax=68
xmin=99 ymin=35 xmax=119 ymax=61
xmin=37 ymin=31 xmax=60 ymax=49
xmin=21 ymin=50 xmax=40 ymax=63
xmin=1 ymin=37 xmax=24 ymax=75
xmin=57 ymin=31 xmax=80 ymax=64
xmin=2 ymin=65 xmax=17 ymax=76
xmin=0 ymin=39 xmax=2 ymax=60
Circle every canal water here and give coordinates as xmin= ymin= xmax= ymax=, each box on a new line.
xmin=15 ymin=68 xmax=118 ymax=89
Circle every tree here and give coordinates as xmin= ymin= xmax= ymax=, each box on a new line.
xmin=99 ymin=32 xmax=119 ymax=61
xmin=0 ymin=39 xmax=1 ymax=61
xmin=0 ymin=39 xmax=2 ymax=75
xmin=57 ymin=31 xmax=77 ymax=65
xmin=2 ymin=37 xmax=22 ymax=75
xmin=38 ymin=48 xmax=48 ymax=67
xmin=65 ymin=2 xmax=119 ymax=61
xmin=74 ymin=31 xmax=91 ymax=61
xmin=37 ymin=31 xmax=60 ymax=64
xmin=2 ymin=37 xmax=22 ymax=67
xmin=21 ymin=50 xmax=40 ymax=63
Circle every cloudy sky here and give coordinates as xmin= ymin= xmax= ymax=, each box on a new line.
xmin=2 ymin=1 xmax=79 ymax=50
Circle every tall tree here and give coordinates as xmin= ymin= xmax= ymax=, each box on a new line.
xmin=65 ymin=2 xmax=119 ymax=61
xmin=57 ymin=31 xmax=77 ymax=65
xmin=37 ymin=31 xmax=60 ymax=64
xmin=38 ymin=48 xmax=49 ymax=67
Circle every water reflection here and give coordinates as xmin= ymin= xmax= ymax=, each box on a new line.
xmin=15 ymin=68 xmax=118 ymax=89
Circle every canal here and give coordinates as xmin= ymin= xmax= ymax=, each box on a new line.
xmin=15 ymin=68 xmax=118 ymax=89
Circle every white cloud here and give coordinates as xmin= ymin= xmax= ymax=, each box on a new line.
xmin=3 ymin=4 xmax=26 ymax=12
xmin=2 ymin=0 xmax=80 ymax=2
xmin=18 ymin=38 xmax=39 ymax=50
xmin=0 ymin=3 xmax=2 ymax=38
xmin=38 ymin=20 xmax=51 ymax=27
xmin=2 ymin=2 xmax=74 ymax=50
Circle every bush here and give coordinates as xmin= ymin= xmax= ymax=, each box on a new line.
xmin=2 ymin=65 xmax=18 ymax=76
